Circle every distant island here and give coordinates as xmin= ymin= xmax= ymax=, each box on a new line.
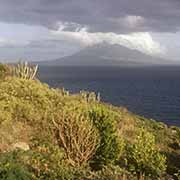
xmin=37 ymin=43 xmax=179 ymax=67
xmin=0 ymin=62 xmax=179 ymax=179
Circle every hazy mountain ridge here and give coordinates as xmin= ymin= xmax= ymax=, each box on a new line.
xmin=38 ymin=43 xmax=178 ymax=66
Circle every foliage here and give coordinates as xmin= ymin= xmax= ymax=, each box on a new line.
xmin=0 ymin=77 xmax=61 ymax=151
xmin=0 ymin=64 xmax=10 ymax=79
xmin=90 ymin=165 xmax=133 ymax=180
xmin=0 ymin=64 xmax=179 ymax=179
xmin=0 ymin=151 xmax=33 ymax=180
xmin=126 ymin=129 xmax=167 ymax=178
xmin=174 ymin=170 xmax=180 ymax=180
xmin=25 ymin=145 xmax=75 ymax=180
xmin=0 ymin=148 xmax=81 ymax=180
xmin=0 ymin=64 xmax=6 ymax=78
xmin=89 ymin=105 xmax=125 ymax=169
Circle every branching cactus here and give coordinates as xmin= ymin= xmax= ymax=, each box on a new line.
xmin=12 ymin=61 xmax=38 ymax=80
xmin=52 ymin=111 xmax=100 ymax=167
xmin=80 ymin=91 xmax=101 ymax=103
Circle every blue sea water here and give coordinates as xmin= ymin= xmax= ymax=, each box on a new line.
xmin=38 ymin=66 xmax=180 ymax=126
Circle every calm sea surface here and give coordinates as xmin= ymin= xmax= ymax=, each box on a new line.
xmin=38 ymin=66 xmax=180 ymax=126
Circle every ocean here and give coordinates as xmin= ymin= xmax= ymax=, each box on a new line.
xmin=38 ymin=66 xmax=180 ymax=126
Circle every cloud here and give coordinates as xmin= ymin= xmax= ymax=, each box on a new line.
xmin=0 ymin=25 xmax=166 ymax=62
xmin=0 ymin=37 xmax=82 ymax=62
xmin=50 ymin=27 xmax=165 ymax=56
xmin=0 ymin=0 xmax=180 ymax=33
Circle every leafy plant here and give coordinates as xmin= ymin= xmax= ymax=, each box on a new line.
xmin=91 ymin=165 xmax=133 ymax=180
xmin=0 ymin=151 xmax=32 ymax=180
xmin=0 ymin=64 xmax=10 ymax=79
xmin=89 ymin=105 xmax=125 ymax=169
xmin=126 ymin=129 xmax=167 ymax=178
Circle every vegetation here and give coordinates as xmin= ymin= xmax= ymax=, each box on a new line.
xmin=0 ymin=62 xmax=179 ymax=179
xmin=52 ymin=110 xmax=100 ymax=167
xmin=126 ymin=129 xmax=166 ymax=178
xmin=11 ymin=61 xmax=38 ymax=79
xmin=0 ymin=64 xmax=10 ymax=79
xmin=89 ymin=105 xmax=125 ymax=170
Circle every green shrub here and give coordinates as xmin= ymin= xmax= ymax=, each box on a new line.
xmin=0 ymin=77 xmax=60 ymax=124
xmin=0 ymin=148 xmax=84 ymax=180
xmin=0 ymin=64 xmax=6 ymax=77
xmin=89 ymin=105 xmax=125 ymax=170
xmin=126 ymin=129 xmax=167 ymax=178
xmin=0 ymin=77 xmax=63 ymax=151
xmin=25 ymin=144 xmax=70 ymax=180
xmin=0 ymin=64 xmax=9 ymax=79
xmin=174 ymin=170 xmax=180 ymax=180
xmin=91 ymin=165 xmax=133 ymax=180
xmin=0 ymin=151 xmax=32 ymax=180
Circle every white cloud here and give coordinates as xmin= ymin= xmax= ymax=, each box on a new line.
xmin=50 ymin=26 xmax=166 ymax=56
xmin=55 ymin=21 xmax=89 ymax=32
xmin=0 ymin=22 xmax=168 ymax=62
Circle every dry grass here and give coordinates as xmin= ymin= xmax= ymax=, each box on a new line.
xmin=0 ymin=121 xmax=32 ymax=152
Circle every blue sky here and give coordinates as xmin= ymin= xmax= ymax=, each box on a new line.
xmin=0 ymin=0 xmax=180 ymax=62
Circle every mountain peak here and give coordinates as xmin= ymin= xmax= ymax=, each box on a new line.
xmin=38 ymin=43 xmax=174 ymax=66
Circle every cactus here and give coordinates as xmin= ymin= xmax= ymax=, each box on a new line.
xmin=62 ymin=88 xmax=69 ymax=96
xmin=12 ymin=61 xmax=38 ymax=80
xmin=97 ymin=92 xmax=101 ymax=102
xmin=80 ymin=91 xmax=101 ymax=103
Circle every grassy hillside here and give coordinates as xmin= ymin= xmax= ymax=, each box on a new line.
xmin=0 ymin=63 xmax=179 ymax=180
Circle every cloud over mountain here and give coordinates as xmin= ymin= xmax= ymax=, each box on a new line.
xmin=50 ymin=26 xmax=165 ymax=56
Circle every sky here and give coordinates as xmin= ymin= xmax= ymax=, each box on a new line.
xmin=0 ymin=0 xmax=180 ymax=62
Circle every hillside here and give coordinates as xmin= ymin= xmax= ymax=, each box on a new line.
xmin=0 ymin=63 xmax=179 ymax=179
xmin=38 ymin=43 xmax=176 ymax=66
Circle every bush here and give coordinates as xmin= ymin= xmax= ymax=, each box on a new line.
xmin=25 ymin=144 xmax=72 ymax=180
xmin=89 ymin=105 xmax=125 ymax=169
xmin=0 ymin=151 xmax=32 ymax=180
xmin=0 ymin=64 xmax=9 ymax=79
xmin=52 ymin=109 xmax=100 ymax=167
xmin=0 ymin=148 xmax=84 ymax=180
xmin=0 ymin=77 xmax=61 ymax=125
xmin=126 ymin=129 xmax=167 ymax=178
xmin=0 ymin=77 xmax=62 ymax=151
xmin=91 ymin=165 xmax=133 ymax=180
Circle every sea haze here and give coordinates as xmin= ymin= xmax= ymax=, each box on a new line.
xmin=38 ymin=66 xmax=180 ymax=126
